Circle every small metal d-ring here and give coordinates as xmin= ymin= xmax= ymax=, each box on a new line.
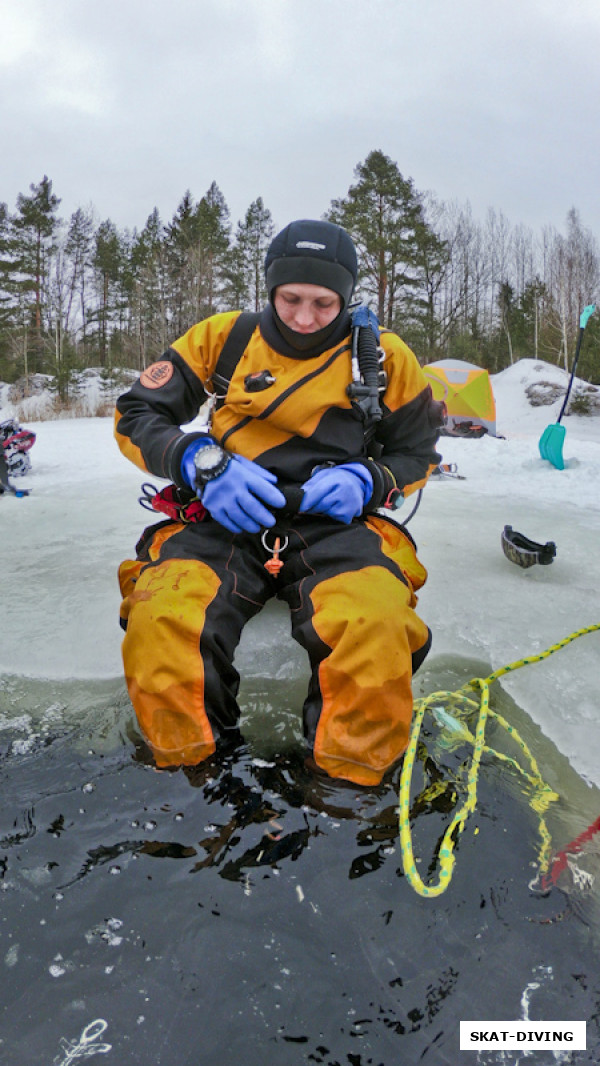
xmin=261 ymin=530 xmax=289 ymax=554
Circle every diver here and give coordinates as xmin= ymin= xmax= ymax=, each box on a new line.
xmin=115 ymin=219 xmax=443 ymax=786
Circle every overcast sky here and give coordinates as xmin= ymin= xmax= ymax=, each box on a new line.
xmin=2 ymin=0 xmax=599 ymax=243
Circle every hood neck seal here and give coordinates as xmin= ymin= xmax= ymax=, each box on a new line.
xmin=260 ymin=303 xmax=351 ymax=359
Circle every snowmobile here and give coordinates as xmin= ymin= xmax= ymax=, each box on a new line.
xmin=0 ymin=418 xmax=35 ymax=496
xmin=1 ymin=418 xmax=36 ymax=477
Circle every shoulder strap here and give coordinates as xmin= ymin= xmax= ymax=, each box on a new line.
xmin=211 ymin=311 xmax=261 ymax=408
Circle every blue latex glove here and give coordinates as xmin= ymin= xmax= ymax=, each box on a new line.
xmin=298 ymin=463 xmax=373 ymax=524
xmin=191 ymin=447 xmax=286 ymax=534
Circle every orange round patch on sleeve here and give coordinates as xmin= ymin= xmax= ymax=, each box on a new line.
xmin=140 ymin=361 xmax=175 ymax=389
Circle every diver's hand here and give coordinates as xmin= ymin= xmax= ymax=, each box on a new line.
xmin=298 ymin=463 xmax=373 ymax=524
xmin=202 ymin=454 xmax=286 ymax=534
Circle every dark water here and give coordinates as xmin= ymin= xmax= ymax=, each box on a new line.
xmin=1 ymin=659 xmax=599 ymax=1066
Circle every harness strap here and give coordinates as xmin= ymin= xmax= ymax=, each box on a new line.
xmin=211 ymin=311 xmax=261 ymax=408
xmin=211 ymin=309 xmax=386 ymax=433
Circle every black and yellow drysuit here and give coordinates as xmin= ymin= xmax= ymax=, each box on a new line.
xmin=115 ymin=230 xmax=443 ymax=787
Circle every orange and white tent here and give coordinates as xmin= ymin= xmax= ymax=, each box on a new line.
xmin=423 ymin=359 xmax=497 ymax=437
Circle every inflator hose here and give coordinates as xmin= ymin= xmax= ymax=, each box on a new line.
xmin=356 ymin=325 xmax=382 ymax=424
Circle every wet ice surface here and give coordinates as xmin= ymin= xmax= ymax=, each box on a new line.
xmin=1 ymin=358 xmax=599 ymax=786
xmin=1 ymin=661 xmax=600 ymax=1065
xmin=1 ymin=360 xmax=600 ymax=1062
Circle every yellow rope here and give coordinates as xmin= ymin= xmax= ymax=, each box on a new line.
xmin=399 ymin=623 xmax=600 ymax=898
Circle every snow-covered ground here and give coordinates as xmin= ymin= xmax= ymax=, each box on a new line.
xmin=1 ymin=358 xmax=599 ymax=788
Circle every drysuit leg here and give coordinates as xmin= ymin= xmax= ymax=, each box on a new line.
xmin=119 ymin=521 xmax=271 ymax=767
xmin=284 ymin=515 xmax=431 ymax=787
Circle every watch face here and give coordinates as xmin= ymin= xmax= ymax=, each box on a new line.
xmin=194 ymin=444 xmax=225 ymax=472
xmin=193 ymin=444 xmax=231 ymax=485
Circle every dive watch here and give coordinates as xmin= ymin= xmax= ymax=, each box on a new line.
xmin=193 ymin=442 xmax=232 ymax=487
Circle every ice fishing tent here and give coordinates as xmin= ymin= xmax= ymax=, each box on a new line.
xmin=423 ymin=359 xmax=497 ymax=437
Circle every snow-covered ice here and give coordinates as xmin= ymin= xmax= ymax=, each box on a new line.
xmin=1 ymin=358 xmax=599 ymax=787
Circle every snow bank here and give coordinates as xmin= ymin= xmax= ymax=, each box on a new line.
xmin=0 ymin=368 xmax=138 ymax=421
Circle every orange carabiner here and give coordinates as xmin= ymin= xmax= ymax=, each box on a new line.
xmin=262 ymin=531 xmax=289 ymax=577
xmin=264 ymin=536 xmax=283 ymax=576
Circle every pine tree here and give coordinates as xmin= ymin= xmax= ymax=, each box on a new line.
xmin=401 ymin=208 xmax=450 ymax=359
xmin=328 ymin=150 xmax=429 ymax=328
xmin=12 ymin=175 xmax=61 ymax=380
xmin=233 ymin=197 xmax=274 ymax=311
xmin=92 ymin=219 xmax=124 ymax=366
xmin=192 ymin=181 xmax=231 ymax=318
xmin=0 ymin=202 xmax=16 ymax=379
xmin=131 ymin=208 xmax=169 ymax=368
xmin=221 ymin=240 xmax=250 ymax=310
xmin=518 ymin=277 xmax=546 ymax=361
xmin=164 ymin=191 xmax=201 ymax=335
xmin=0 ymin=202 xmax=14 ymax=328
xmin=64 ymin=206 xmax=95 ymax=350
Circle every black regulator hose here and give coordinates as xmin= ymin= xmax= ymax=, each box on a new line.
xmin=347 ymin=324 xmax=382 ymax=435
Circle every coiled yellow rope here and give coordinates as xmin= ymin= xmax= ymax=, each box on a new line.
xmin=399 ymin=623 xmax=600 ymax=898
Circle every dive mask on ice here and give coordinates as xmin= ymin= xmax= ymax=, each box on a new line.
xmin=501 ymin=526 xmax=556 ymax=569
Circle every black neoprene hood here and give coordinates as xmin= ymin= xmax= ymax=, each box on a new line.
xmin=265 ymin=220 xmax=358 ymax=310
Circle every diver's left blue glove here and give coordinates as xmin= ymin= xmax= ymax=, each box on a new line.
xmin=298 ymin=463 xmax=373 ymax=524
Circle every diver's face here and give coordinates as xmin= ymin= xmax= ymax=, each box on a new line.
xmin=274 ymin=284 xmax=341 ymax=334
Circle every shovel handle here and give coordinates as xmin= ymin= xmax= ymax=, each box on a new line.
xmin=557 ymin=304 xmax=595 ymax=423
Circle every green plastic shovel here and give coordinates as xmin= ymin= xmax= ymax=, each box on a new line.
xmin=538 ymin=303 xmax=596 ymax=469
